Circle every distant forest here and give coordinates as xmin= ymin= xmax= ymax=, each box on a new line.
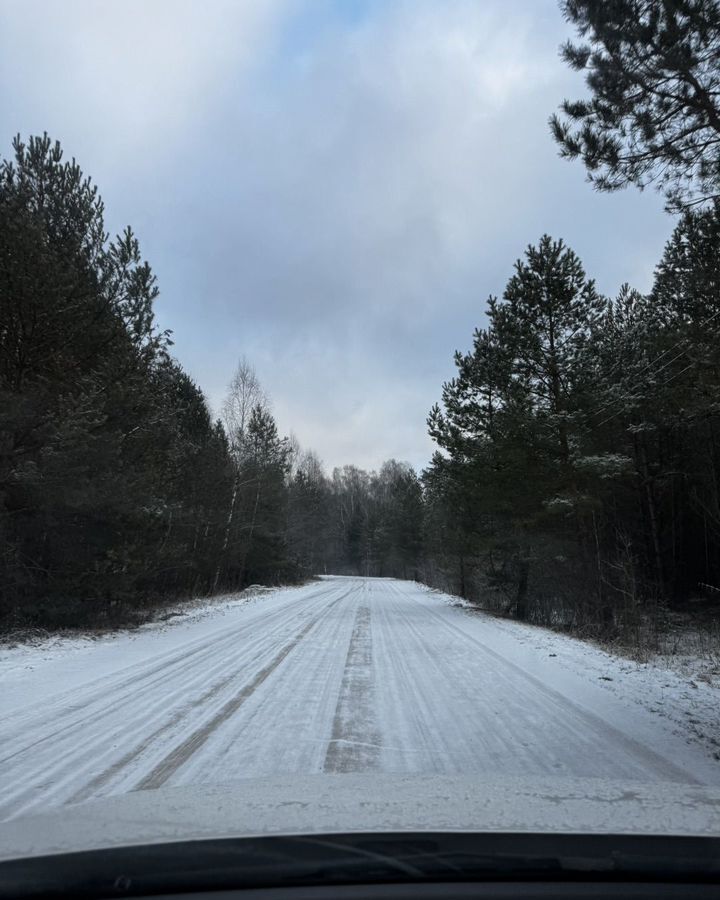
xmin=2 ymin=0 xmax=720 ymax=639
xmin=0 ymin=134 xmax=425 ymax=628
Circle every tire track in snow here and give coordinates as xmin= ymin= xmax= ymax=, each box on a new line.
xmin=134 ymin=588 xmax=354 ymax=790
xmin=395 ymin=581 xmax=703 ymax=784
xmin=0 ymin=584 xmax=339 ymax=766
xmin=171 ymin=580 xmax=358 ymax=783
xmin=324 ymin=596 xmax=380 ymax=773
xmin=66 ymin=667 xmax=243 ymax=804
xmin=370 ymin=583 xmax=464 ymax=774
xmin=0 ymin=582 xmax=347 ymax=818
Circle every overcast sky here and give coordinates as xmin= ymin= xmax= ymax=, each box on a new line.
xmin=1 ymin=0 xmax=674 ymax=472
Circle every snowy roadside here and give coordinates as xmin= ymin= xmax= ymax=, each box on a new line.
xmin=3 ymin=577 xmax=718 ymax=771
xmin=0 ymin=582 xmax=303 ymax=716
xmin=0 ymin=581 xmax=306 ymax=649
xmin=420 ymin=583 xmax=720 ymax=763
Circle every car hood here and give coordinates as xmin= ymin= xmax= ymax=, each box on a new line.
xmin=1 ymin=774 xmax=719 ymax=861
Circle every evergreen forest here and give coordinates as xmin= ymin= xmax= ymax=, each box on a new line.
xmin=2 ymin=0 xmax=720 ymax=646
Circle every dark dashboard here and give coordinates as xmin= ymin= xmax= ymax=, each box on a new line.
xmin=1 ymin=832 xmax=718 ymax=900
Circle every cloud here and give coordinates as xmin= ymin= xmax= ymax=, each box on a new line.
xmin=0 ymin=0 xmax=287 ymax=162
xmin=0 ymin=0 xmax=672 ymax=472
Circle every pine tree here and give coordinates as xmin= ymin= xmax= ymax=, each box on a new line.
xmin=237 ymin=405 xmax=291 ymax=584
xmin=0 ymin=134 xmax=237 ymax=626
xmin=551 ymin=0 xmax=720 ymax=210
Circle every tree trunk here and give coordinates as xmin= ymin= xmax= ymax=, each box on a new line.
xmin=515 ymin=557 xmax=529 ymax=620
xmin=213 ymin=473 xmax=238 ymax=593
xmin=639 ymin=440 xmax=665 ymax=600
xmin=240 ymin=482 xmax=262 ymax=584
xmin=459 ymin=553 xmax=466 ymax=599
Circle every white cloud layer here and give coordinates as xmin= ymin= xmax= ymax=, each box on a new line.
xmin=1 ymin=0 xmax=672 ymax=471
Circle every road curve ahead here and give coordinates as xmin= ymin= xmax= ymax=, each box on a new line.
xmin=1 ymin=576 xmax=717 ymax=822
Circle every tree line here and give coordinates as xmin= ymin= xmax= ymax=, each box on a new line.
xmin=0 ymin=135 xmax=423 ymax=628
xmin=425 ymin=213 xmax=720 ymax=633
xmin=3 ymin=0 xmax=720 ymax=641
xmin=422 ymin=0 xmax=720 ymax=635
xmin=1 ymin=134 xmax=248 ymax=627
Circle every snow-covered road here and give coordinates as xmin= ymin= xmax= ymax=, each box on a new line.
xmin=2 ymin=576 xmax=719 ymax=825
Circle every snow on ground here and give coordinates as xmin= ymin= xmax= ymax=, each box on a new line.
xmin=430 ymin=587 xmax=720 ymax=764
xmin=1 ymin=576 xmax=719 ymax=840
xmin=0 ymin=585 xmax=286 ymax=716
xmin=646 ymin=616 xmax=720 ymax=685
